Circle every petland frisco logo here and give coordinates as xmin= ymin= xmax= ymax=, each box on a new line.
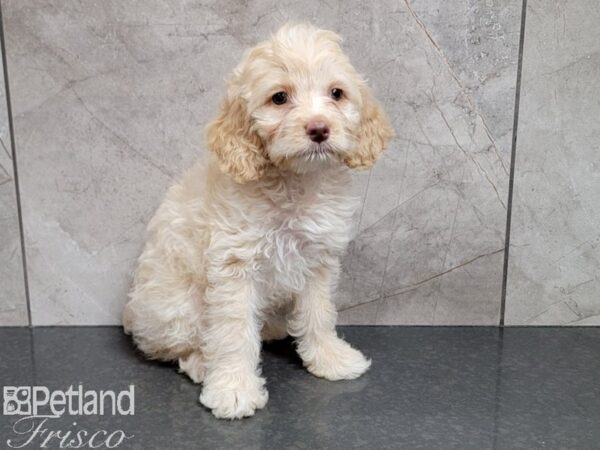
xmin=3 ymin=385 xmax=134 ymax=448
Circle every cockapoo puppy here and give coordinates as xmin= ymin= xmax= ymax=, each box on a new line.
xmin=123 ymin=23 xmax=393 ymax=419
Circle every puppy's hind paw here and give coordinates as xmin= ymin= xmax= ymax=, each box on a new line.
xmin=178 ymin=352 xmax=206 ymax=384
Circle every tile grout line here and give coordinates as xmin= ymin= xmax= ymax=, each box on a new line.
xmin=500 ymin=0 xmax=528 ymax=328
xmin=491 ymin=327 xmax=505 ymax=450
xmin=0 ymin=1 xmax=33 ymax=327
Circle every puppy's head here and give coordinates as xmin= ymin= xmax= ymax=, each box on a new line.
xmin=206 ymin=23 xmax=394 ymax=183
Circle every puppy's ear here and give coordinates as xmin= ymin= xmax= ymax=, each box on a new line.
xmin=344 ymin=86 xmax=394 ymax=169
xmin=206 ymin=92 xmax=268 ymax=183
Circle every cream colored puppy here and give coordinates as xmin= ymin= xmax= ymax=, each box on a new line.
xmin=123 ymin=23 xmax=393 ymax=419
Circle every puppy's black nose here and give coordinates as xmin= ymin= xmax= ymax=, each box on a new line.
xmin=306 ymin=121 xmax=330 ymax=143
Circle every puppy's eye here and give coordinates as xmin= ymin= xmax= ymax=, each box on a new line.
xmin=271 ymin=92 xmax=288 ymax=105
xmin=330 ymin=88 xmax=343 ymax=100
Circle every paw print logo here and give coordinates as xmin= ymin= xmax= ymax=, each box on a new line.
xmin=3 ymin=387 xmax=32 ymax=415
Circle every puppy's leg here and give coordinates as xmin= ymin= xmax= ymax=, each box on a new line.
xmin=261 ymin=301 xmax=291 ymax=342
xmin=288 ymin=263 xmax=371 ymax=381
xmin=261 ymin=315 xmax=289 ymax=342
xmin=199 ymin=273 xmax=267 ymax=419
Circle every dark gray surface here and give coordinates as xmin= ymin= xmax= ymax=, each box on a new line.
xmin=1 ymin=327 xmax=599 ymax=449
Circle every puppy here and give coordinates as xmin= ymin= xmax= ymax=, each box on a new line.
xmin=123 ymin=23 xmax=393 ymax=419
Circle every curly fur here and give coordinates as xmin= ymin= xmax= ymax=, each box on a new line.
xmin=123 ymin=23 xmax=393 ymax=419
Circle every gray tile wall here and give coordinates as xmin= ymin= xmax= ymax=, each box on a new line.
xmin=505 ymin=0 xmax=600 ymax=325
xmin=337 ymin=0 xmax=521 ymax=325
xmin=0 ymin=20 xmax=28 ymax=326
xmin=0 ymin=0 xmax=597 ymax=327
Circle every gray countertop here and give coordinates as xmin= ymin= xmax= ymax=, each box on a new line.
xmin=1 ymin=326 xmax=599 ymax=449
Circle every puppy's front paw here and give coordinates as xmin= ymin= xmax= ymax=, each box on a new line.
xmin=199 ymin=376 xmax=268 ymax=419
xmin=304 ymin=337 xmax=371 ymax=381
